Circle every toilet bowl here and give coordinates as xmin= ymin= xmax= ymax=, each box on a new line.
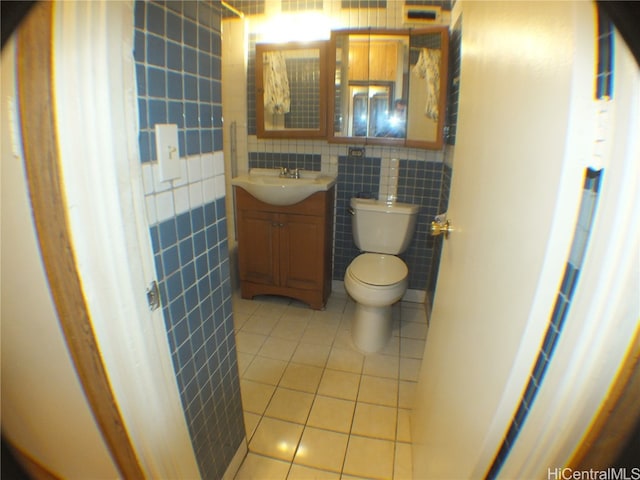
xmin=345 ymin=253 xmax=408 ymax=352
xmin=344 ymin=198 xmax=419 ymax=353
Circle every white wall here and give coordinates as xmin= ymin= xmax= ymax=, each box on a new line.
xmin=0 ymin=38 xmax=119 ymax=479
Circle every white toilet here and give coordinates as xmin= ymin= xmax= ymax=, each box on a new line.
xmin=344 ymin=197 xmax=419 ymax=353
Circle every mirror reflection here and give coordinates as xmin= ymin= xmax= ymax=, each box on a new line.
xmin=332 ymin=32 xmax=409 ymax=143
xmin=329 ymin=28 xmax=448 ymax=149
xmin=406 ymin=30 xmax=445 ymax=147
xmin=256 ymin=41 xmax=327 ymax=138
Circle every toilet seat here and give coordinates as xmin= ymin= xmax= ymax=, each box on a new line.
xmin=348 ymin=253 xmax=408 ymax=286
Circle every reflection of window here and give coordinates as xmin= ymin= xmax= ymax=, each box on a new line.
xmin=348 ymin=82 xmax=393 ymax=137
xmin=352 ymin=93 xmax=368 ymax=137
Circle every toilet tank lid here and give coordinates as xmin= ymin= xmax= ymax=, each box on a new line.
xmin=351 ymin=197 xmax=419 ymax=215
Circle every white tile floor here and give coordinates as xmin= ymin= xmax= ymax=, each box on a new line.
xmin=232 ymin=292 xmax=428 ymax=480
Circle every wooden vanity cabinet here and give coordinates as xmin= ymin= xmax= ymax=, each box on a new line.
xmin=235 ymin=186 xmax=334 ymax=310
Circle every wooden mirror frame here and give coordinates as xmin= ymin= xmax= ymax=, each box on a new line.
xmin=256 ymin=41 xmax=328 ymax=139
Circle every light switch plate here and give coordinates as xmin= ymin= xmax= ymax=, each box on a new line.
xmin=155 ymin=123 xmax=180 ymax=182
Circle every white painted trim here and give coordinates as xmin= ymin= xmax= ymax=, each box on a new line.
xmin=52 ymin=2 xmax=200 ymax=478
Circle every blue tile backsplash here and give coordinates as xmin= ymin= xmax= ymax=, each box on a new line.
xmin=134 ymin=0 xmax=223 ymax=162
xmin=248 ymin=152 xmax=322 ymax=171
xmin=134 ymin=1 xmax=244 ymax=478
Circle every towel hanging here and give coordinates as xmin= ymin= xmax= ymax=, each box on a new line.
xmin=412 ymin=48 xmax=441 ymax=120
xmin=263 ymin=51 xmax=291 ymax=115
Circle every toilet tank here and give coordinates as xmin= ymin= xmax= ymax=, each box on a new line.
xmin=351 ymin=198 xmax=419 ymax=254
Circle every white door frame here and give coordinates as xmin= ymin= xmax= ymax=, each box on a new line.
xmin=52 ymin=1 xmax=200 ymax=477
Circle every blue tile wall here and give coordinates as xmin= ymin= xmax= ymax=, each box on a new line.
xmin=285 ymin=58 xmax=321 ymax=129
xmin=396 ymin=160 xmax=445 ymax=290
xmin=342 ymin=0 xmax=387 ymax=8
xmin=134 ymin=2 xmax=244 ymax=478
xmin=405 ymin=0 xmax=453 ymax=11
xmin=486 ymin=169 xmax=604 ymax=478
xmin=222 ymin=1 xmax=265 ymax=18
xmin=596 ymin=7 xmax=614 ymax=99
xmin=333 ymin=156 xmax=382 ymax=281
xmin=247 ymin=34 xmax=258 ymax=136
xmin=283 ymin=0 xmax=323 ymax=11
xmin=151 ymin=200 xmax=244 ymax=480
xmin=445 ymin=16 xmax=462 ymax=145
xmin=134 ymin=0 xmax=223 ymax=163
xmin=427 ymin=163 xmax=452 ymax=296
xmin=248 ymin=152 xmax=322 ymax=171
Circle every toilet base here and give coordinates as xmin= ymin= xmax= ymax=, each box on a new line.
xmin=351 ymin=303 xmax=393 ymax=353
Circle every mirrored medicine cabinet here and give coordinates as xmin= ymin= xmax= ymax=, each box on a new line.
xmin=254 ymin=27 xmax=449 ymax=149
xmin=255 ymin=41 xmax=328 ymax=139
xmin=329 ymin=27 xmax=449 ymax=149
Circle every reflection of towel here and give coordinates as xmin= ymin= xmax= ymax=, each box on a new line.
xmin=264 ymin=51 xmax=290 ymax=115
xmin=412 ymin=48 xmax=441 ymax=120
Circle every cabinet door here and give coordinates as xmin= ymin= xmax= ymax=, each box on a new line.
xmin=237 ymin=209 xmax=279 ymax=286
xmin=279 ymin=213 xmax=324 ymax=291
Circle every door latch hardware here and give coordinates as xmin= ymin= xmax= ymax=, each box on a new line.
xmin=430 ymin=218 xmax=452 ymax=238
xmin=146 ymin=281 xmax=161 ymax=311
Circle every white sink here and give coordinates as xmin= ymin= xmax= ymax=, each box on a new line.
xmin=232 ymin=168 xmax=337 ymax=206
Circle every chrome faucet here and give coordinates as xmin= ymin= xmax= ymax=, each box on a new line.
xmin=278 ymin=166 xmax=302 ymax=179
